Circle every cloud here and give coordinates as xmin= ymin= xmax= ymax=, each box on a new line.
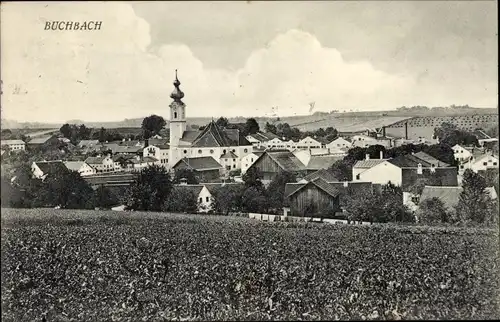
xmin=2 ymin=2 xmax=492 ymax=124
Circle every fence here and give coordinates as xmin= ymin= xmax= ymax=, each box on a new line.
xmin=248 ymin=213 xmax=373 ymax=225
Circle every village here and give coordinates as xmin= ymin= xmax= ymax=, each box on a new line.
xmin=1 ymin=72 xmax=498 ymax=225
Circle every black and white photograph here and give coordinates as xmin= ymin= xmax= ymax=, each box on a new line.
xmin=1 ymin=1 xmax=499 ymax=320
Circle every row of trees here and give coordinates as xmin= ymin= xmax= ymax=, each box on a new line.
xmin=433 ymin=122 xmax=480 ymax=147
xmin=213 ymin=117 xmax=260 ymax=137
xmin=264 ymin=122 xmax=338 ymax=143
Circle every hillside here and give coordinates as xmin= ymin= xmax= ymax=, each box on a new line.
xmin=1 ymin=107 xmax=497 ymax=131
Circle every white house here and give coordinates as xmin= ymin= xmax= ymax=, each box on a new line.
xmin=63 ymin=161 xmax=96 ymax=177
xmin=241 ymin=151 xmax=265 ymax=175
xmin=1 ymin=139 xmax=26 ymax=152
xmin=296 ymin=136 xmax=323 ymax=149
xmin=452 ymin=144 xmax=473 ymax=162
xmin=459 ymin=152 xmax=499 ymax=174
xmin=326 ymin=137 xmax=352 ymax=150
xmin=31 ymin=160 xmax=68 ymax=180
xmin=473 ymin=129 xmax=498 ymax=147
xmin=143 ymin=144 xmax=169 ymax=167
xmin=174 ymin=184 xmax=214 ymax=213
xmin=352 ymin=134 xmax=392 ymax=148
xmin=245 ymin=132 xmax=279 ymax=148
xmin=220 ymin=151 xmax=240 ymax=173
xmin=85 ymin=155 xmax=116 ymax=173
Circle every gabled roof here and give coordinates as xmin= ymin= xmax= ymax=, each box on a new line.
xmin=114 ymin=145 xmax=143 ymax=154
xmin=302 ymin=169 xmax=340 ymax=182
xmin=286 ymin=177 xmax=340 ymax=198
xmin=119 ymin=140 xmax=142 ymax=147
xmin=221 ymin=151 xmax=238 ymax=159
xmin=173 ymin=156 xmax=222 ymax=171
xmin=63 ymin=161 xmax=87 ymax=171
xmin=248 ymin=131 xmax=279 ymax=142
xmin=173 ymin=184 xmax=204 ymax=197
xmin=34 ymin=160 xmax=67 ymax=175
xmin=306 ymin=155 xmax=343 ymax=170
xmin=353 ymin=159 xmax=386 ymax=169
xmin=473 ymin=130 xmax=491 ymax=140
xmin=191 ymin=121 xmax=251 ymax=148
xmin=147 ymin=138 xmax=169 ymax=146
xmin=146 ymin=143 xmax=170 ymax=150
xmin=78 ymin=140 xmax=99 ymax=147
xmin=419 ymin=186 xmax=462 ymax=210
xmin=142 ymin=156 xmax=158 ymax=162
xmin=413 ymin=151 xmax=450 ymax=167
xmin=262 ymin=151 xmax=306 ymax=172
xmin=202 ymin=182 xmax=243 ymax=194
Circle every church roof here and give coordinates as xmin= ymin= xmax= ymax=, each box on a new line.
xmin=190 ymin=121 xmax=251 ymax=147
xmin=173 ymin=156 xmax=222 ymax=171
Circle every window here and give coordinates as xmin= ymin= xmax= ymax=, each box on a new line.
xmin=460 ymin=165 xmax=464 ymax=169
xmin=355 ymin=174 xmax=360 ymax=180
xmin=184 ymin=150 xmax=188 ymax=154
xmin=210 ymin=149 xmax=214 ymax=154
xmin=233 ymin=159 xmax=235 ymax=162
xmin=174 ymin=112 xmax=177 ymax=119
xmin=232 ymin=149 xmax=236 ymax=153
xmin=244 ymin=149 xmax=248 ymax=153
xmin=251 ymin=158 xmax=253 ymax=162
xmin=223 ymin=149 xmax=226 ymax=154
xmin=483 ymin=162 xmax=487 ymax=166
xmin=198 ymin=149 xmax=202 ymax=154
xmin=199 ymin=198 xmax=202 ymax=203
xmin=494 ymin=162 xmax=498 ymax=166
xmin=206 ymin=197 xmax=209 ymax=202
xmin=233 ymin=164 xmax=236 ymax=169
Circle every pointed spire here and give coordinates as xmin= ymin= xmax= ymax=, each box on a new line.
xmin=170 ymin=69 xmax=184 ymax=101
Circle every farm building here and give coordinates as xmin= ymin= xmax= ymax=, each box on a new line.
xmin=85 ymin=155 xmax=119 ymax=173
xmin=63 ymin=161 xmax=96 ymax=177
xmin=143 ymin=143 xmax=170 ymax=167
xmin=247 ymin=150 xmax=307 ymax=181
xmin=26 ymin=135 xmax=60 ymax=150
xmin=284 ymin=178 xmax=373 ymax=218
xmin=419 ymin=185 xmax=497 ymax=212
xmin=0 ymin=139 xmax=26 ymax=152
xmin=31 ymin=160 xmax=68 ymax=180
xmin=459 ymin=152 xmax=499 ymax=174
xmin=241 ymin=151 xmax=265 ymax=175
xmin=299 ymin=168 xmax=340 ymax=183
xmin=172 ymin=183 xmax=216 ymax=213
xmin=172 ymin=156 xmax=223 ymax=182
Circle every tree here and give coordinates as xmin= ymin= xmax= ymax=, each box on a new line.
xmin=125 ymin=165 xmax=173 ymax=211
xmin=241 ymin=187 xmax=269 ymax=213
xmin=455 ymin=169 xmax=492 ymax=225
xmin=162 ymin=187 xmax=199 ymax=213
xmin=39 ymin=170 xmax=95 ymax=209
xmin=60 ymin=123 xmax=73 ymax=139
xmin=93 ymin=186 xmax=120 ymax=209
xmin=434 ymin=122 xmax=479 ymax=147
xmin=266 ymin=171 xmax=297 ymax=213
xmin=242 ymin=167 xmax=264 ymax=191
xmin=98 ymin=127 xmax=107 ymax=142
xmin=244 ymin=118 xmax=260 ymax=136
xmin=216 ymin=117 xmax=229 ymax=128
xmin=211 ymin=184 xmax=244 ymax=215
xmin=173 ymin=169 xmax=199 ymax=184
xmin=142 ymin=115 xmax=166 ymax=139
xmin=265 ymin=122 xmax=277 ymax=134
xmin=417 ymin=197 xmax=449 ymax=224
xmin=329 ymin=160 xmax=352 ymax=181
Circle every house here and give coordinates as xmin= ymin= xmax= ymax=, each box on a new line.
xmin=220 ymin=151 xmax=240 ymax=173
xmin=351 ymin=134 xmax=392 ymax=148
xmin=247 ymin=150 xmax=307 ymax=182
xmin=0 ymin=139 xmax=26 ymax=152
xmin=284 ymin=178 xmax=373 ymax=218
xmin=26 ymin=135 xmax=60 ymax=150
xmin=78 ymin=140 xmax=100 ymax=148
xmin=452 ymin=144 xmax=473 ymax=162
xmin=84 ymin=172 xmax=138 ymax=188
xmin=85 ymin=155 xmax=117 ymax=173
xmin=419 ymin=185 xmax=497 ymax=212
xmin=459 ymin=152 xmax=499 ymax=174
xmin=296 ymin=136 xmax=323 ymax=149
xmin=31 ymin=160 xmax=68 ymax=179
xmin=143 ymin=143 xmax=169 ymax=167
xmin=326 ymin=137 xmax=352 ymax=150
xmin=63 ymin=161 xmax=96 ymax=177
xmin=173 ymin=183 xmax=214 ymax=213
xmin=473 ymin=129 xmax=498 ymax=147
xmin=172 ymin=156 xmax=223 ymax=182
xmin=241 ymin=151 xmax=265 ymax=175
xmin=354 ymin=152 xmax=458 ymax=190
xmin=246 ymin=132 xmax=279 ymax=148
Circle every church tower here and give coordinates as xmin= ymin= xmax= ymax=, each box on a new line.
xmin=169 ymin=69 xmax=187 ymax=148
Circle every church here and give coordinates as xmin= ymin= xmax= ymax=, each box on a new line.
xmin=166 ymin=70 xmax=254 ymax=172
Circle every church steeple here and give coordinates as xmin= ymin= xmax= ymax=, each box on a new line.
xmin=170 ymin=69 xmax=184 ymax=102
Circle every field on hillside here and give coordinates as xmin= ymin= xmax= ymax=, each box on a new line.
xmin=1 ymin=208 xmax=499 ymax=321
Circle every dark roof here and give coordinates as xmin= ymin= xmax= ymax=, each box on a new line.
xmin=303 ymin=169 xmax=340 ymax=182
xmin=388 ymin=154 xmax=432 ymax=168
xmin=34 ymin=161 xmax=68 ymax=176
xmin=78 ymin=140 xmax=99 ymax=147
xmin=249 ymin=131 xmax=279 ymax=142
xmin=306 ymin=155 xmax=343 ymax=170
xmin=413 ymin=151 xmax=450 ymax=167
xmin=286 ymin=178 xmax=340 ymax=198
xmin=119 ymin=140 xmax=142 ymax=147
xmin=28 ymin=136 xmax=53 ymax=145
xmin=173 ymin=184 xmax=204 ymax=197
xmin=202 ymin=182 xmax=243 ymax=194
xmin=147 ymin=138 xmax=169 ymax=146
xmin=262 ymin=151 xmax=306 ymax=172
xmin=419 ymin=186 xmax=462 ymax=210
xmin=84 ymin=173 xmax=138 ymax=186
xmin=173 ymin=156 xmax=222 ymax=171
xmin=85 ymin=156 xmax=112 ymax=164
xmin=353 ymin=159 xmax=386 ymax=169
xmin=181 ymin=131 xmax=201 ymax=143
xmin=191 ymin=121 xmax=251 ymax=147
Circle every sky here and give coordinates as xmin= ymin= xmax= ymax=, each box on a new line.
xmin=0 ymin=1 xmax=497 ymax=123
